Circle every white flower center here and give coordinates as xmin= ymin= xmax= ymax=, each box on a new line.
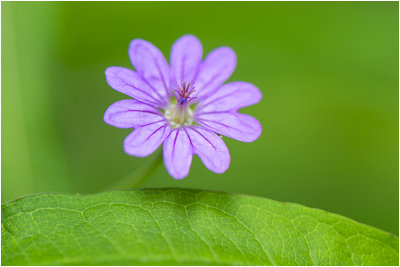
xmin=164 ymin=104 xmax=194 ymax=128
xmin=164 ymin=82 xmax=196 ymax=128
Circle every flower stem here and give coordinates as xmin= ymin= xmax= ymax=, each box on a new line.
xmin=107 ymin=150 xmax=163 ymax=191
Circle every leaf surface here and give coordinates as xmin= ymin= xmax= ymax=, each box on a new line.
xmin=2 ymin=189 xmax=398 ymax=265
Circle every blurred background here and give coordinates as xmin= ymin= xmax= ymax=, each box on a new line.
xmin=2 ymin=2 xmax=398 ymax=234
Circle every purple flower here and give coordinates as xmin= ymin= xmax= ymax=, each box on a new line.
xmin=104 ymin=35 xmax=262 ymax=179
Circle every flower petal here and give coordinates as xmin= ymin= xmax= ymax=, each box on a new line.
xmin=196 ymin=81 xmax=262 ymax=113
xmin=104 ymin=99 xmax=165 ymax=129
xmin=170 ymin=35 xmax=203 ymax=86
xmin=124 ymin=121 xmax=171 ymax=157
xmin=195 ymin=112 xmax=262 ymax=142
xmin=105 ymin=67 xmax=166 ymax=107
xmin=129 ymin=39 xmax=170 ymax=106
xmin=163 ymin=128 xmax=193 ymax=179
xmin=194 ymin=47 xmax=236 ymax=99
xmin=184 ymin=126 xmax=230 ymax=174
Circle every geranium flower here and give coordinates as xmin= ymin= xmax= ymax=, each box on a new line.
xmin=104 ymin=35 xmax=262 ymax=179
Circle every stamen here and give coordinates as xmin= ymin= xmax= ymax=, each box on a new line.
xmin=173 ymin=82 xmax=196 ymax=107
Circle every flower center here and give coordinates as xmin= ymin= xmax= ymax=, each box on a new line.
xmin=164 ymin=82 xmax=196 ymax=128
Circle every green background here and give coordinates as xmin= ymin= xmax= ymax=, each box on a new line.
xmin=2 ymin=2 xmax=398 ymax=235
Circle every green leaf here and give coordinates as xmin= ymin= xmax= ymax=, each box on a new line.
xmin=2 ymin=189 xmax=398 ymax=265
